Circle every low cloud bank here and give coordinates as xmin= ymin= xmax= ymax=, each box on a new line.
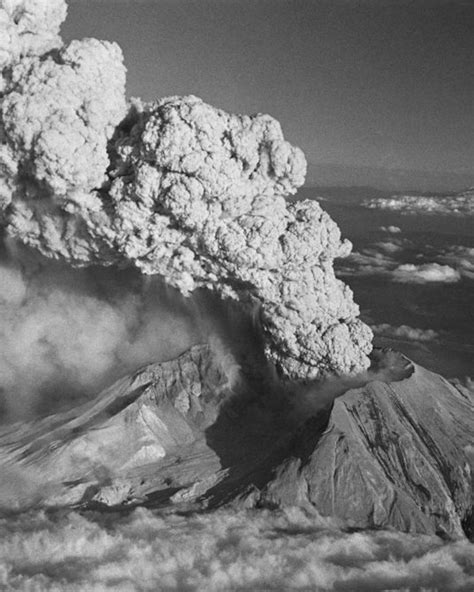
xmin=337 ymin=238 xmax=474 ymax=284
xmin=0 ymin=507 xmax=473 ymax=592
xmin=379 ymin=225 xmax=402 ymax=233
xmin=363 ymin=188 xmax=474 ymax=217
xmin=438 ymin=246 xmax=474 ymax=280
xmin=371 ymin=323 xmax=440 ymax=343
xmin=392 ymin=263 xmax=461 ymax=284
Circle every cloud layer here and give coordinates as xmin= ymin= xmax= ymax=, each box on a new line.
xmin=337 ymin=238 xmax=474 ymax=285
xmin=371 ymin=323 xmax=440 ymax=343
xmin=0 ymin=507 xmax=473 ymax=591
xmin=363 ymin=188 xmax=474 ymax=217
xmin=391 ymin=263 xmax=461 ymax=284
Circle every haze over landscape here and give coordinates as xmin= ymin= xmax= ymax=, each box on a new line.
xmin=0 ymin=1 xmax=473 ymax=590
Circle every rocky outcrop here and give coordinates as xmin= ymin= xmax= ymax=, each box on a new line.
xmin=258 ymin=363 xmax=473 ymax=539
xmin=0 ymin=345 xmax=472 ymax=539
xmin=0 ymin=345 xmax=229 ymax=508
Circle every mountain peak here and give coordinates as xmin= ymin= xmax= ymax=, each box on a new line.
xmin=0 ymin=345 xmax=472 ymax=539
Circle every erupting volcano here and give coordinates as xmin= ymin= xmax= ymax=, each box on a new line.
xmin=0 ymin=2 xmax=473 ymax=590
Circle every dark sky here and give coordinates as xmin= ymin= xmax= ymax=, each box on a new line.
xmin=63 ymin=0 xmax=473 ymax=179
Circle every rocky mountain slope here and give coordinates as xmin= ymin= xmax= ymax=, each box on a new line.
xmin=0 ymin=345 xmax=472 ymax=540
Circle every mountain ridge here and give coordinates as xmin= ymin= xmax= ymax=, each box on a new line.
xmin=0 ymin=345 xmax=472 ymax=540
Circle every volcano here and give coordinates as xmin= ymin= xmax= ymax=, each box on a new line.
xmin=0 ymin=0 xmax=473 ymax=563
xmin=1 ymin=345 xmax=472 ymax=540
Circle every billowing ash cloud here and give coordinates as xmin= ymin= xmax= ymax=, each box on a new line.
xmin=0 ymin=0 xmax=372 ymax=380
xmin=0 ymin=0 xmax=66 ymax=75
xmin=0 ymin=244 xmax=206 ymax=421
xmin=0 ymin=238 xmax=268 ymax=422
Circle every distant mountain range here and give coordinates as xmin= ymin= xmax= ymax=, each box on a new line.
xmin=306 ymin=163 xmax=474 ymax=193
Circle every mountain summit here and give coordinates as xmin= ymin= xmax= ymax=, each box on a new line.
xmin=1 ymin=345 xmax=472 ymax=540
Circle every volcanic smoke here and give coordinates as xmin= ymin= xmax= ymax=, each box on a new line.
xmin=0 ymin=0 xmax=372 ymax=382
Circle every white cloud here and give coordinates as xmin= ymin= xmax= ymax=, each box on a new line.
xmin=336 ymin=245 xmax=396 ymax=277
xmin=371 ymin=323 xmax=440 ymax=342
xmin=337 ymin=238 xmax=471 ymax=284
xmin=373 ymin=241 xmax=405 ymax=254
xmin=363 ymin=188 xmax=474 ymax=216
xmin=391 ymin=263 xmax=461 ymax=284
xmin=379 ymin=225 xmax=402 ymax=233
xmin=0 ymin=507 xmax=472 ymax=591
xmin=437 ymin=246 xmax=474 ymax=280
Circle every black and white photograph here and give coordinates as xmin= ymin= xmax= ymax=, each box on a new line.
xmin=0 ymin=0 xmax=472 ymax=590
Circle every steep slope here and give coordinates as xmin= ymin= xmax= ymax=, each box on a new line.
xmin=0 ymin=345 xmax=472 ymax=539
xmin=0 ymin=346 xmax=230 ymax=508
xmin=258 ymin=364 xmax=473 ymax=539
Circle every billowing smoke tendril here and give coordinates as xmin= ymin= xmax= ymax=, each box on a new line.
xmin=0 ymin=242 xmax=205 ymax=421
xmin=0 ymin=0 xmax=372 ymax=381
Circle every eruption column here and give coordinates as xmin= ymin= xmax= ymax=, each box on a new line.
xmin=0 ymin=0 xmax=373 ymax=381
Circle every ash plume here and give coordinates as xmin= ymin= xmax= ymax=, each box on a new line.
xmin=0 ymin=0 xmax=372 ymax=382
xmin=0 ymin=242 xmax=201 ymax=421
xmin=0 ymin=235 xmax=270 ymax=422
